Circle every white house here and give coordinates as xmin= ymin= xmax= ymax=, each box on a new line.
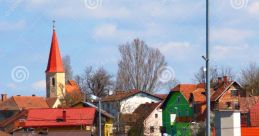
xmin=101 ymin=90 xmax=163 ymax=116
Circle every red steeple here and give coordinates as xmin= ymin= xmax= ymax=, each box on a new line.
xmin=46 ymin=21 xmax=64 ymax=73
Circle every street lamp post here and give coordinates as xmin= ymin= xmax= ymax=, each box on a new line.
xmin=205 ymin=0 xmax=211 ymax=136
xmin=98 ymin=99 xmax=102 ymax=136
xmin=90 ymin=95 xmax=102 ymax=136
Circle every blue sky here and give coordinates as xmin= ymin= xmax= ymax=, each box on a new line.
xmin=0 ymin=0 xmax=259 ymax=96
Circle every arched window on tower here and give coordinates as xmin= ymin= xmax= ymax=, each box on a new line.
xmin=51 ymin=77 xmax=55 ymax=86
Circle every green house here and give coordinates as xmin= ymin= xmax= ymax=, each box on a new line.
xmin=162 ymin=84 xmax=198 ymax=136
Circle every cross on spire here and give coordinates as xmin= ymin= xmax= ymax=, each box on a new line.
xmin=52 ymin=20 xmax=56 ymax=31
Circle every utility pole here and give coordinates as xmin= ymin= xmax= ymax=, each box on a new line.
xmin=205 ymin=0 xmax=211 ymax=136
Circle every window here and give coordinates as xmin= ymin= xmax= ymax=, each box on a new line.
xmin=150 ymin=126 xmax=155 ymax=133
xmin=186 ymin=109 xmax=189 ymax=116
xmin=155 ymin=114 xmax=158 ymax=118
xmin=51 ymin=77 xmax=55 ymax=86
xmin=177 ymin=96 xmax=181 ymax=103
xmin=231 ymin=90 xmax=238 ymax=96
xmin=234 ymin=102 xmax=240 ymax=110
xmin=226 ymin=102 xmax=231 ymax=108
xmin=178 ymin=110 xmax=181 ymax=116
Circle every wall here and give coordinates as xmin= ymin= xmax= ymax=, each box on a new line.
xmin=143 ymin=107 xmax=162 ymax=136
xmin=46 ymin=72 xmax=65 ymax=98
xmin=215 ymin=111 xmax=241 ymax=136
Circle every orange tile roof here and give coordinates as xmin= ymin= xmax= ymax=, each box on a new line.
xmin=192 ymin=88 xmax=206 ymax=102
xmin=0 ymin=96 xmax=49 ymax=110
xmin=171 ymin=84 xmax=200 ymax=101
xmin=46 ymin=29 xmax=64 ymax=73
xmin=65 ymin=80 xmax=81 ymax=94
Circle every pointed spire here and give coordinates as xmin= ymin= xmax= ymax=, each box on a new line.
xmin=46 ymin=21 xmax=64 ymax=73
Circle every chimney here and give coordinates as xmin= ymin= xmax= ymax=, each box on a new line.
xmin=218 ymin=77 xmax=223 ymax=84
xmin=63 ymin=110 xmax=67 ymax=122
xmin=223 ymin=76 xmax=228 ymax=83
xmin=1 ymin=94 xmax=7 ymax=102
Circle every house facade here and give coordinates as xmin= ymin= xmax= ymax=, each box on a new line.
xmin=101 ymin=90 xmax=162 ymax=116
xmin=162 ymin=91 xmax=193 ymax=136
xmin=211 ymin=76 xmax=245 ymax=111
xmin=137 ymin=102 xmax=163 ymax=136
xmin=162 ymin=84 xmax=207 ymax=136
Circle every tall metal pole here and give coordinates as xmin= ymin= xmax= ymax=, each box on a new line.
xmin=205 ymin=0 xmax=211 ymax=136
xmin=99 ymin=99 xmax=102 ymax=136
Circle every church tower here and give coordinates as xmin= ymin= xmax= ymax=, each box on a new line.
xmin=46 ymin=21 xmax=66 ymax=98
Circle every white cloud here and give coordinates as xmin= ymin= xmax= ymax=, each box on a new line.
xmin=7 ymin=83 xmax=17 ymax=89
xmin=211 ymin=28 xmax=253 ymax=44
xmin=152 ymin=41 xmax=199 ymax=61
xmin=31 ymin=80 xmax=46 ymax=90
xmin=0 ymin=20 xmax=26 ymax=32
xmin=93 ymin=23 xmax=135 ymax=40
xmin=248 ymin=1 xmax=259 ymax=15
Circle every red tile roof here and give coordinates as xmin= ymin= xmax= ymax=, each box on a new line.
xmin=0 ymin=96 xmax=49 ymax=110
xmin=20 ymin=108 xmax=96 ymax=127
xmin=239 ymin=96 xmax=259 ymax=113
xmin=46 ymin=29 xmax=64 ymax=73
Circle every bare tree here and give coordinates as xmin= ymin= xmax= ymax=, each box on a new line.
xmin=116 ymin=38 xmax=167 ymax=93
xmin=75 ymin=66 xmax=113 ymax=97
xmin=62 ymin=55 xmax=73 ymax=82
xmin=239 ymin=63 xmax=259 ymax=96
xmin=193 ymin=66 xmax=236 ymax=83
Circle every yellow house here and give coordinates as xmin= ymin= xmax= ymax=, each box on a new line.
xmin=72 ymin=101 xmax=114 ymax=136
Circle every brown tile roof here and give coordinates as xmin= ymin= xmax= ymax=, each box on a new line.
xmin=210 ymin=81 xmax=234 ymax=101
xmin=101 ymin=89 xmax=162 ymax=102
xmin=154 ymin=94 xmax=168 ymax=100
xmin=0 ymin=131 xmax=10 ymax=136
xmin=133 ymin=102 xmax=160 ymax=121
xmin=120 ymin=114 xmax=138 ymax=124
xmin=46 ymin=97 xmax=59 ymax=108
xmin=0 ymin=96 xmax=49 ymax=110
xmin=0 ymin=110 xmax=27 ymax=132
